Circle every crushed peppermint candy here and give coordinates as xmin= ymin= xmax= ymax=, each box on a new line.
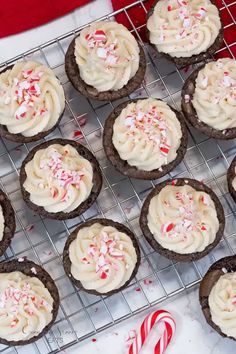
xmin=0 ymin=281 xmax=50 ymax=326
xmin=12 ymin=69 xmax=47 ymax=120
xmin=171 ymin=179 xmax=178 ymax=186
xmin=159 ymin=143 xmax=170 ymax=156
xmin=123 ymin=104 xmax=173 ymax=158
xmin=221 ymin=72 xmax=236 ymax=88
xmin=183 ymin=17 xmax=191 ymax=28
xmin=194 ymin=7 xmax=206 ymax=19
xmin=81 ymin=231 xmax=127 ymax=280
xmin=200 ymin=194 xmax=209 ymax=206
xmin=85 ymin=29 xmax=121 ymax=66
xmin=40 ymin=149 xmax=85 ymax=202
xmin=161 ymin=222 xmax=175 ymax=233
xmin=176 ymin=29 xmax=187 ymax=40
xmin=160 ymin=185 xmax=213 ymax=240
xmin=232 ymin=296 xmax=236 ymax=305
xmin=160 ymin=1 xmax=209 ymax=43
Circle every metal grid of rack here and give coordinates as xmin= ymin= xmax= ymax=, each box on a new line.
xmin=0 ymin=0 xmax=236 ymax=352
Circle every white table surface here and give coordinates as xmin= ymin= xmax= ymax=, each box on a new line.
xmin=1 ymin=1 xmax=235 ymax=353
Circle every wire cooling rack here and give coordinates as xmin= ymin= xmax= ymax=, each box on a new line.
xmin=0 ymin=0 xmax=236 ymax=353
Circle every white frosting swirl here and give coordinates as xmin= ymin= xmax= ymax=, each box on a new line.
xmin=75 ymin=21 xmax=140 ymax=92
xmin=0 ymin=271 xmax=53 ymax=341
xmin=192 ymin=59 xmax=236 ymax=130
xmin=23 ymin=144 xmax=93 ymax=213
xmin=112 ymin=98 xmax=182 ymax=171
xmin=69 ymin=223 xmax=137 ymax=293
xmin=147 ymin=184 xmax=219 ymax=254
xmin=0 ymin=61 xmax=65 ymax=137
xmin=0 ymin=206 xmax=4 ymax=242
xmin=147 ymin=0 xmax=221 ymax=58
xmin=209 ymin=273 xmax=236 ymax=338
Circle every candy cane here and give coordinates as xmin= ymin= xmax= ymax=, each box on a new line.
xmin=128 ymin=310 xmax=176 ymax=354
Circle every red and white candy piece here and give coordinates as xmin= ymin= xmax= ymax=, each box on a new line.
xmin=200 ymin=194 xmax=209 ymax=206
xmin=177 ymin=0 xmax=188 ymax=6
xmin=93 ymin=30 xmax=106 ymax=41
xmin=194 ymin=7 xmax=206 ymax=19
xmin=232 ymin=296 xmax=236 ymax=305
xmin=85 ymin=30 xmax=106 ymax=42
xmin=128 ymin=309 xmax=176 ymax=354
xmin=159 ymin=143 xmax=170 ymax=157
xmin=161 ymin=222 xmax=175 ymax=233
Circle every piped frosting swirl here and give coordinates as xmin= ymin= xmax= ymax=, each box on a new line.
xmin=147 ymin=0 xmax=221 ymax=58
xmin=147 ymin=183 xmax=219 ymax=254
xmin=0 ymin=271 xmax=53 ymax=341
xmin=23 ymin=144 xmax=93 ymax=213
xmin=0 ymin=61 xmax=65 ymax=137
xmin=69 ymin=222 xmax=138 ymax=293
xmin=75 ymin=21 xmax=140 ymax=92
xmin=209 ymin=272 xmax=236 ymax=338
xmin=112 ymin=98 xmax=182 ymax=171
xmin=192 ymin=58 xmax=236 ymax=130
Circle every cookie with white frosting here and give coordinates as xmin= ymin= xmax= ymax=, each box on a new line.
xmin=65 ymin=21 xmax=146 ymax=101
xmin=0 ymin=61 xmax=65 ymax=143
xmin=199 ymin=256 xmax=236 ymax=340
xmin=147 ymin=0 xmax=223 ymax=66
xmin=0 ymin=259 xmax=59 ymax=346
xmin=140 ymin=178 xmax=225 ymax=262
xmin=103 ymin=98 xmax=188 ymax=179
xmin=63 ymin=218 xmax=140 ymax=296
xmin=0 ymin=189 xmax=15 ymax=257
xmin=182 ymin=58 xmax=236 ymax=139
xmin=20 ymin=139 xmax=102 ymax=220
xmin=227 ymin=155 xmax=236 ymax=202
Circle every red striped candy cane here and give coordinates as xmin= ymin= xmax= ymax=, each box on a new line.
xmin=128 ymin=310 xmax=176 ymax=354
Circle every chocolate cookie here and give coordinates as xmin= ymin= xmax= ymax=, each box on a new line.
xmin=0 ymin=63 xmax=65 ymax=143
xmin=227 ymin=156 xmax=236 ymax=202
xmin=0 ymin=189 xmax=16 ymax=256
xmin=20 ymin=138 xmax=102 ymax=220
xmin=63 ymin=218 xmax=141 ymax=296
xmin=65 ymin=37 xmax=146 ymax=101
xmin=181 ymin=64 xmax=236 ymax=140
xmin=147 ymin=0 xmax=224 ymax=67
xmin=199 ymin=256 xmax=236 ymax=340
xmin=140 ymin=178 xmax=225 ymax=262
xmin=0 ymin=259 xmax=59 ymax=346
xmin=103 ymin=98 xmax=188 ymax=180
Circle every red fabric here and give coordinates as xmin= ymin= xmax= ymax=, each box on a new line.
xmin=0 ymin=0 xmax=92 ymax=38
xmin=1 ymin=0 xmax=236 ymax=60
xmin=112 ymin=0 xmax=154 ymax=41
